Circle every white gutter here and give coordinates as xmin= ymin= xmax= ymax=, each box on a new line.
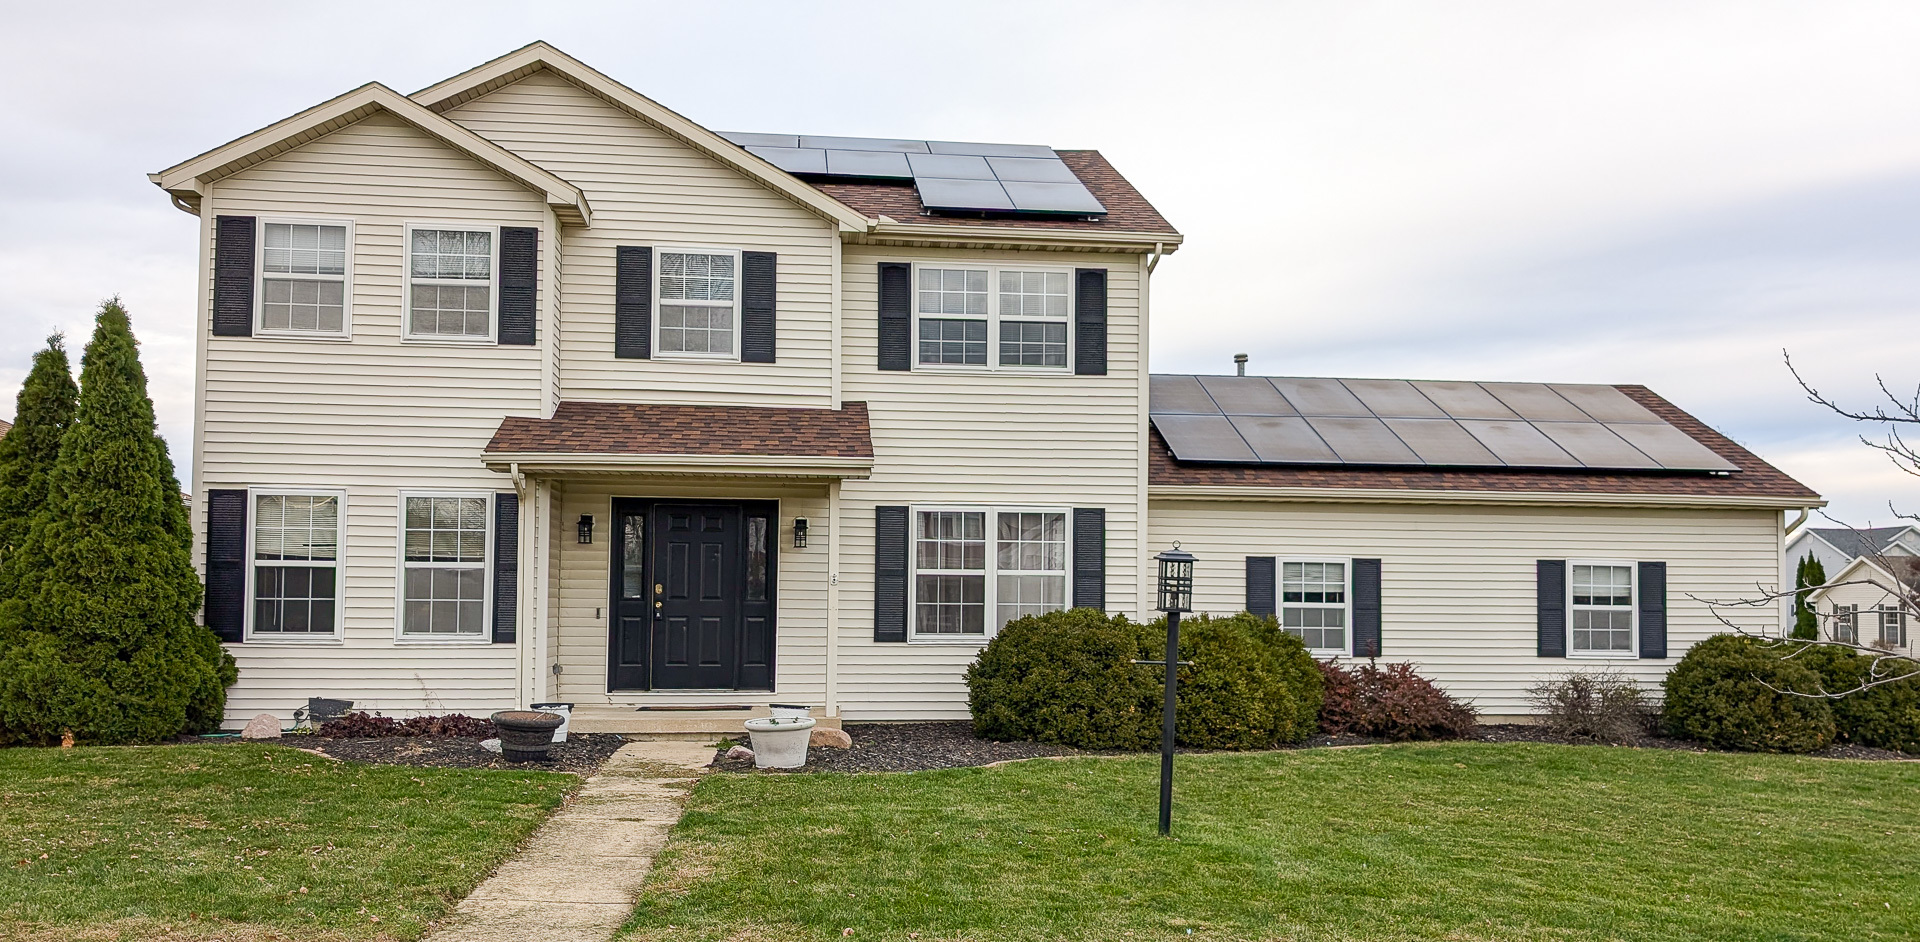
xmin=1784 ymin=507 xmax=1811 ymax=535
xmin=483 ymin=452 xmax=874 ymax=479
xmin=1150 ymin=484 xmax=1829 ymax=511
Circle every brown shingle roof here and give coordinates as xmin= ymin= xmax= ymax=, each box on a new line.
xmin=1150 ymin=385 xmax=1820 ymax=502
xmin=810 ymin=151 xmax=1179 ymax=236
xmin=486 ymin=401 xmax=872 ymax=458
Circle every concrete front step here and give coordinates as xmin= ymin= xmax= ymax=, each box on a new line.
xmin=568 ymin=705 xmax=842 ymax=737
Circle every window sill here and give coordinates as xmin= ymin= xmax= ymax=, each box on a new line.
xmin=907 ymin=636 xmax=991 ymax=646
xmin=240 ymin=635 xmax=344 ymax=645
xmin=651 ymin=354 xmax=742 ymax=364
xmin=400 ymin=335 xmax=499 ymax=346
xmin=393 ymin=636 xmax=494 ymax=646
xmin=911 ymin=365 xmax=1072 ymax=377
xmin=1568 ymin=652 xmax=1638 ymax=660
xmin=252 ymin=330 xmax=353 ymax=342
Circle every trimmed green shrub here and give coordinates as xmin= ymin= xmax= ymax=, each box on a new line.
xmin=967 ymin=608 xmax=1158 ymax=749
xmin=1792 ymin=554 xmax=1825 ymax=641
xmin=1317 ymin=659 xmax=1478 ymax=740
xmin=1144 ymin=613 xmax=1324 ymax=749
xmin=1792 ymin=643 xmax=1920 ymax=754
xmin=1662 ymin=634 xmax=1835 ymax=753
xmin=0 ymin=300 xmax=232 ymax=744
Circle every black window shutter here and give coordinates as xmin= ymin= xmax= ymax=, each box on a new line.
xmin=614 ymin=246 xmax=652 ymax=359
xmin=492 ymin=492 xmax=519 ymax=644
xmin=1245 ymin=557 xmax=1276 ymax=617
xmin=1352 ymin=558 xmax=1382 ymax=657
xmin=497 ymin=227 xmax=537 ymax=345
xmin=1537 ymin=560 xmax=1567 ymax=657
xmin=1638 ymin=561 xmax=1667 ymax=659
xmin=213 ymin=216 xmax=255 ymax=337
xmin=204 ymin=489 xmax=248 ymax=642
xmin=878 ymin=262 xmax=911 ymax=371
xmin=1071 ymin=508 xmax=1105 ymax=610
xmin=742 ymin=251 xmax=777 ymax=363
xmin=1073 ymin=268 xmax=1107 ymax=376
xmin=874 ymin=506 xmax=909 ymax=642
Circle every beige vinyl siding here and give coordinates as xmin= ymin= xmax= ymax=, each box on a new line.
xmin=1148 ymin=499 xmax=1784 ymax=715
xmin=1813 ymin=571 xmax=1916 ymax=657
xmin=549 ymin=480 xmax=831 ymax=706
xmin=833 ymin=245 xmax=1149 ymax=720
xmin=443 ymin=70 xmax=838 ymax=408
xmin=195 ymin=110 xmax=554 ymax=723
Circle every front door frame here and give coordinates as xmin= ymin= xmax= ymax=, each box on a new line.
xmin=606 ymin=497 xmax=778 ymax=692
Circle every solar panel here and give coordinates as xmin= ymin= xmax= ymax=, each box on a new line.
xmin=799 ymin=135 xmax=929 ymax=153
xmin=1535 ymin=423 xmax=1661 ymax=469
xmin=1482 ymin=383 xmax=1591 ymax=422
xmin=1307 ymin=417 xmax=1420 ymax=464
xmin=987 ymin=156 xmax=1083 ymax=183
xmin=1230 ymin=416 xmax=1339 ymax=463
xmin=1459 ymin=420 xmax=1582 ymax=467
xmin=1382 ymin=417 xmax=1503 ymax=466
xmin=1270 ymin=378 xmax=1372 ymax=417
xmin=724 ymin=132 xmax=799 ymax=148
xmin=906 ymin=153 xmax=995 ymax=180
xmin=746 ymin=146 xmax=828 ymax=174
xmin=1410 ymin=381 xmax=1517 ymax=420
xmin=1197 ymin=375 xmax=1294 ymax=415
xmin=1149 ymin=375 xmax=1220 ymax=414
xmin=824 ymin=149 xmax=912 ymax=178
xmin=1550 ymin=384 xmax=1664 ymax=423
xmin=928 ymin=140 xmax=1058 ymax=158
xmin=1003 ymin=181 xmax=1108 ymax=215
xmin=915 ymin=178 xmax=1014 ymax=212
xmin=1606 ymin=423 xmax=1740 ymax=472
xmin=1341 ymin=379 xmax=1447 ymax=418
xmin=1152 ymin=414 xmax=1258 ymax=462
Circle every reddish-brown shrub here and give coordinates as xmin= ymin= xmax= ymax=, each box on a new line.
xmin=1316 ymin=660 xmax=1477 ymax=740
xmin=318 ymin=711 xmax=495 ymax=739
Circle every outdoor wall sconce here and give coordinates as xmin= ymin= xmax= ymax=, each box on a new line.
xmin=577 ymin=514 xmax=594 ymax=544
xmin=793 ymin=517 xmax=809 ymax=548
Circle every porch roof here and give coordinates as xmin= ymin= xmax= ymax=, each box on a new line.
xmin=482 ymin=400 xmax=874 ymax=479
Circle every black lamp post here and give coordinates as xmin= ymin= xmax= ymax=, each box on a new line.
xmin=1153 ymin=543 xmax=1195 ymax=836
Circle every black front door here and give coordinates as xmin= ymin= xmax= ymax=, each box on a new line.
xmin=608 ymin=499 xmax=776 ymax=691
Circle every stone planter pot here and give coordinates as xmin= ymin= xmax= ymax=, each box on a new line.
xmin=491 ymin=711 xmax=565 ymax=762
xmin=744 ymin=716 xmax=817 ymax=769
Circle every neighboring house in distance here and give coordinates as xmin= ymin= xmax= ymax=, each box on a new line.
xmin=1786 ymin=525 xmax=1920 ymax=580
xmin=1806 ymin=556 xmax=1917 ymax=656
xmin=150 ymin=42 xmax=1821 ymax=729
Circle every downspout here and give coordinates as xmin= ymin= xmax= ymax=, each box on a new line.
xmin=1784 ymin=507 xmax=1810 ymax=536
xmin=1146 ymin=242 xmax=1165 ymax=274
xmin=509 ymin=462 xmax=530 ymax=707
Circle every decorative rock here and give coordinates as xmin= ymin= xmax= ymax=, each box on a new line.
xmin=240 ymin=714 xmax=282 ymax=740
xmin=724 ymin=744 xmax=755 ymax=762
xmin=480 ymin=738 xmax=503 ymax=754
xmin=810 ymin=727 xmax=853 ymax=749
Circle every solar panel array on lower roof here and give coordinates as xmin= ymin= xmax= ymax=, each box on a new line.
xmin=719 ymin=132 xmax=1108 ymax=216
xmin=1148 ymin=375 xmax=1739 ymax=473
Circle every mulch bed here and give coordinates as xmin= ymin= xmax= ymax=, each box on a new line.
xmin=292 ymin=732 xmax=628 ymax=775
xmin=1474 ymin=722 xmax=1913 ymax=761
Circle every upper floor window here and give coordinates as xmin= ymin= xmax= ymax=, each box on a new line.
xmin=1833 ymin=603 xmax=1860 ymax=645
xmin=1877 ymin=604 xmax=1908 ymax=647
xmin=657 ymin=249 xmax=738 ymax=359
xmin=910 ymin=507 xmax=1068 ymax=640
xmin=259 ymin=221 xmax=349 ymax=336
xmin=407 ymin=226 xmax=495 ymax=341
xmin=1570 ymin=563 xmax=1634 ymax=655
xmin=915 ymin=264 xmax=1071 ymax=371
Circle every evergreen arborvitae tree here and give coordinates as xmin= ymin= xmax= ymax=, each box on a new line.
xmin=0 ymin=299 xmax=232 ymax=744
xmin=0 ymin=335 xmax=78 ymax=606
xmin=1792 ymin=553 xmax=1826 ymax=641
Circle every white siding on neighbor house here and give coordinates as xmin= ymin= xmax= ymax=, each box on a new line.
xmin=1147 ymin=499 xmax=1785 ymax=715
xmin=832 ymin=246 xmax=1150 ymax=720
xmin=547 ymin=479 xmax=832 ymax=706
xmin=443 ymin=70 xmax=840 ymax=408
xmin=1812 ymin=571 xmax=1916 ymax=658
xmin=194 ymin=111 xmax=556 ymax=723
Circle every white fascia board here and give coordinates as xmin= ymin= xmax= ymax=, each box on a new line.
xmin=857 ymin=220 xmax=1184 ymax=254
xmin=482 ymin=452 xmax=873 ymax=480
xmin=1149 ymin=484 xmax=1829 ymax=511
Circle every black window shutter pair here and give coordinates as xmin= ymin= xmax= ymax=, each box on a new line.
xmin=202 ymin=489 xmax=521 ymax=644
xmin=872 ymin=506 xmax=1107 ymax=642
xmin=1244 ymin=556 xmax=1382 ymax=656
xmin=615 ymin=247 xmax=776 ymax=361
xmin=875 ymin=263 xmax=1108 ymax=374
xmin=1535 ymin=560 xmax=1666 ymax=658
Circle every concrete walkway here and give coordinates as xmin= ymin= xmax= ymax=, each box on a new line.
xmin=425 ymin=739 xmax=713 ymax=942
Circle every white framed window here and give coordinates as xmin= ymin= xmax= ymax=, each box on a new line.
xmin=1570 ymin=562 xmax=1636 ymax=656
xmin=1280 ymin=560 xmax=1349 ymax=654
xmin=913 ymin=263 xmax=1072 ymax=371
xmin=397 ymin=493 xmax=491 ymax=641
xmin=405 ymin=224 xmax=497 ymax=341
xmin=655 ymin=247 xmax=740 ymax=359
xmin=246 ymin=489 xmax=344 ymax=640
xmin=1833 ymin=603 xmax=1860 ymax=645
xmin=257 ymin=219 xmax=351 ymax=337
xmin=909 ymin=506 xmax=1069 ymax=640
xmin=1877 ymin=604 xmax=1908 ymax=647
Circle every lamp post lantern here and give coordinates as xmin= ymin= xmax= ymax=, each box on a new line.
xmin=1152 ymin=543 xmax=1196 ymax=836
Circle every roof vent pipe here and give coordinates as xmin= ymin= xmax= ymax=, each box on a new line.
xmin=1234 ymin=353 xmax=1248 ymax=376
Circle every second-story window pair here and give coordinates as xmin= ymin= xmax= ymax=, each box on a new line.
xmin=917 ymin=265 xmax=1071 ymax=370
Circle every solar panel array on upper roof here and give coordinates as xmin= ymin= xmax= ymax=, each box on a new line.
xmin=719 ymin=132 xmax=1108 ymax=217
xmin=1147 ymin=375 xmax=1739 ymax=473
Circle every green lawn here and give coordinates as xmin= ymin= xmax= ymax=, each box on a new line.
xmin=624 ymin=743 xmax=1920 ymax=941
xmin=0 ymin=743 xmax=573 ymax=941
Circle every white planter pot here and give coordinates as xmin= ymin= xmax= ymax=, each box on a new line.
xmin=744 ymin=716 xmax=817 ymax=769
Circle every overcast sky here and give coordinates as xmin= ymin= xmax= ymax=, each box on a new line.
xmin=3 ymin=1 xmax=1918 ymax=525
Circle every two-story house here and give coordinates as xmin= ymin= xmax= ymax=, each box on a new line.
xmin=153 ymin=43 xmax=1821 ymax=730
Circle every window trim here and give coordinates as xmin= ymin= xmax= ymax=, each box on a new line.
xmin=393 ymin=490 xmax=495 ymax=645
xmin=1567 ymin=558 xmax=1638 ymax=659
xmin=651 ymin=245 xmax=744 ymax=362
xmin=243 ymin=486 xmax=347 ymax=644
xmin=254 ymin=217 xmax=354 ymax=340
xmin=1876 ymin=604 xmax=1908 ymax=648
xmin=906 ymin=504 xmax=1072 ymax=644
xmin=1275 ymin=556 xmax=1354 ymax=657
xmin=401 ymin=221 xmax=501 ymax=344
xmin=908 ymin=262 xmax=1076 ymax=374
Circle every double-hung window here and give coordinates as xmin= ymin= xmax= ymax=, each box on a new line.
xmin=1877 ymin=604 xmax=1908 ymax=647
xmin=915 ymin=264 xmax=1071 ymax=370
xmin=1833 ymin=603 xmax=1860 ymax=645
xmin=1281 ymin=561 xmax=1348 ymax=653
xmin=1570 ymin=563 xmax=1635 ymax=655
xmin=258 ymin=221 xmax=350 ymax=336
xmin=656 ymin=249 xmax=739 ymax=358
xmin=407 ymin=226 xmax=496 ymax=340
xmin=399 ymin=494 xmax=490 ymax=640
xmin=249 ymin=491 xmax=342 ymax=638
xmin=911 ymin=507 xmax=1068 ymax=639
